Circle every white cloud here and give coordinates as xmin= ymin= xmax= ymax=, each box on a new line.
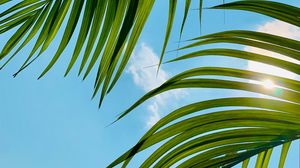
xmin=146 ymin=102 xmax=160 ymax=128
xmin=247 ymin=20 xmax=300 ymax=79
xmin=127 ymin=43 xmax=186 ymax=128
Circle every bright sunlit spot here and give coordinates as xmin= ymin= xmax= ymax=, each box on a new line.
xmin=261 ymin=79 xmax=275 ymax=89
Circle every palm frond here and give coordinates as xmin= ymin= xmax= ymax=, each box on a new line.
xmin=157 ymin=0 xmax=177 ymax=72
xmin=109 ymin=1 xmax=300 ymax=167
xmin=0 ymin=0 xmax=157 ymax=106
xmin=0 ymin=0 xmax=199 ymax=106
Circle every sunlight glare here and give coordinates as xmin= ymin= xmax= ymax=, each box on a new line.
xmin=261 ymin=79 xmax=275 ymax=89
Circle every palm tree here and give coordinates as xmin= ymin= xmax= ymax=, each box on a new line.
xmin=1 ymin=0 xmax=299 ymax=167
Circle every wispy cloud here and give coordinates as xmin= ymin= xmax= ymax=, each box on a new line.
xmin=246 ymin=20 xmax=300 ymax=79
xmin=127 ymin=43 xmax=186 ymax=128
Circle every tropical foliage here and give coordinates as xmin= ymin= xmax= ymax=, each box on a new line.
xmin=108 ymin=1 xmax=300 ymax=168
xmin=0 ymin=0 xmax=156 ymax=106
xmin=1 ymin=0 xmax=299 ymax=167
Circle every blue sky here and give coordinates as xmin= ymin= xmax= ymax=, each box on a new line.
xmin=0 ymin=0 xmax=300 ymax=167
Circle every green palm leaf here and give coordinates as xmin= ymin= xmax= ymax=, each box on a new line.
xmin=0 ymin=0 xmax=163 ymax=105
xmin=0 ymin=0 xmax=204 ymax=105
xmin=109 ymin=1 xmax=300 ymax=167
